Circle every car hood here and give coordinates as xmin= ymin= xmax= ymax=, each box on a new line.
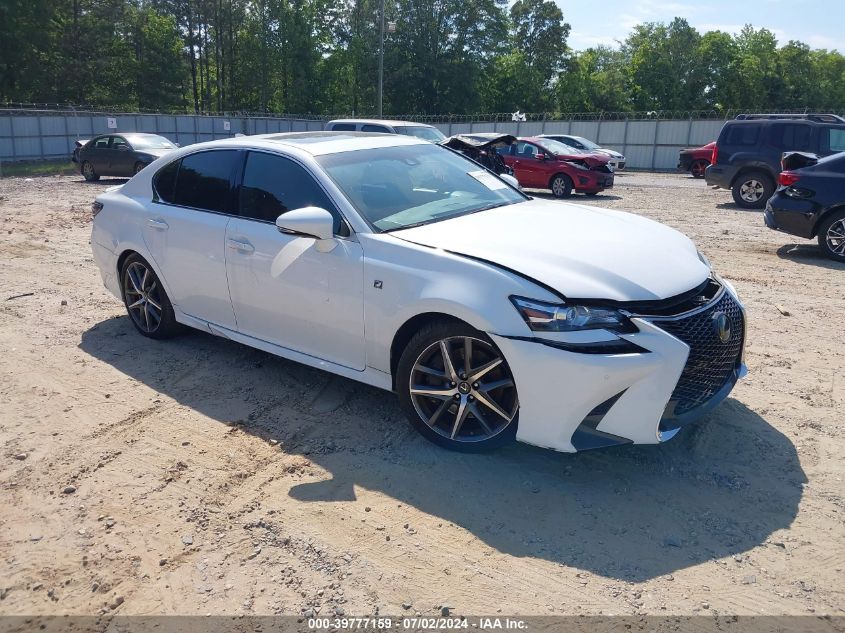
xmin=390 ymin=199 xmax=709 ymax=302
xmin=597 ymin=148 xmax=624 ymax=159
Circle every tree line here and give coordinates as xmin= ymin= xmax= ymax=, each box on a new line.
xmin=1 ymin=0 xmax=843 ymax=116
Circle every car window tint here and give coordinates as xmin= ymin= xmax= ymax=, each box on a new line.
xmin=516 ymin=142 xmax=538 ymax=158
xmin=95 ymin=137 xmax=110 ymax=148
xmin=239 ymin=152 xmax=346 ymax=234
xmin=361 ymin=124 xmax=390 ymax=133
xmin=771 ymin=124 xmax=813 ymax=151
xmin=725 ymin=124 xmax=760 ymax=146
xmin=172 ymin=150 xmax=238 ymax=212
xmin=329 ymin=123 xmax=356 ymax=131
xmin=827 ymin=128 xmax=845 ymax=152
xmin=154 ymin=159 xmax=180 ymax=203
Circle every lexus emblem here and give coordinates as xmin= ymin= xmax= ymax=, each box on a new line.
xmin=712 ymin=312 xmax=731 ymax=343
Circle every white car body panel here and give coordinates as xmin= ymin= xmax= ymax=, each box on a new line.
xmin=224 ymin=218 xmax=367 ymax=370
xmin=391 ymin=199 xmax=710 ymax=302
xmin=90 ymin=132 xmax=745 ymax=454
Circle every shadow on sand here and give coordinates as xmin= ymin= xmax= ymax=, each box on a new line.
xmin=80 ymin=316 xmax=804 ymax=582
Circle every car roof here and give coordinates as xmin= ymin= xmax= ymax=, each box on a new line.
xmin=327 ymin=118 xmax=436 ymax=128
xmin=177 ymin=131 xmax=430 ymax=156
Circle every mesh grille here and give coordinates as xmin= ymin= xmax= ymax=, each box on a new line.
xmin=652 ymin=291 xmax=744 ymax=415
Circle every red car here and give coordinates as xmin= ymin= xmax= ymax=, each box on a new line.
xmin=678 ymin=141 xmax=715 ymax=178
xmin=496 ymin=137 xmax=614 ymax=197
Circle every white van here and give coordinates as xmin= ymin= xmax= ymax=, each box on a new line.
xmin=325 ymin=119 xmax=446 ymax=143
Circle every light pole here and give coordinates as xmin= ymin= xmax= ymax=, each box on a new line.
xmin=378 ymin=0 xmax=384 ymax=117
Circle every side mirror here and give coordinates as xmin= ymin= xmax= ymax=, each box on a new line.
xmin=535 ymin=153 xmax=546 ymax=161
xmin=500 ymin=173 xmax=520 ymax=190
xmin=276 ymin=207 xmax=335 ymax=241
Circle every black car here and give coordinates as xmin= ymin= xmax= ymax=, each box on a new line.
xmin=705 ymin=113 xmax=845 ymax=209
xmin=75 ymin=133 xmax=177 ymax=181
xmin=765 ymin=151 xmax=845 ymax=261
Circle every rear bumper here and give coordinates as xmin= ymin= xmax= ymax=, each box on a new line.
xmin=764 ymin=195 xmax=818 ymax=239
xmin=91 ymin=229 xmax=121 ymax=300
xmin=705 ymin=164 xmax=734 ymax=189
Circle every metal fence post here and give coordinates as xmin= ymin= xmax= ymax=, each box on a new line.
xmin=36 ymin=115 xmax=45 ymax=160
xmin=651 ymin=118 xmax=660 ymax=171
xmin=622 ymin=118 xmax=630 ymax=163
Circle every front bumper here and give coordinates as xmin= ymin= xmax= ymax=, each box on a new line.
xmin=491 ymin=283 xmax=746 ymax=453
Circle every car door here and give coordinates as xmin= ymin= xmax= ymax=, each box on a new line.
xmin=142 ymin=150 xmax=239 ymax=329
xmin=512 ymin=141 xmax=545 ymax=187
xmin=110 ymin=135 xmax=134 ymax=175
xmin=225 ymin=150 xmax=365 ymax=370
xmin=89 ymin=136 xmax=112 ymax=174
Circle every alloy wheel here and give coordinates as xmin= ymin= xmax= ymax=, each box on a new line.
xmin=83 ymin=162 xmax=94 ymax=179
xmin=739 ymin=179 xmax=764 ymax=203
xmin=552 ymin=176 xmax=568 ymax=197
xmin=691 ymin=161 xmax=707 ymax=178
xmin=123 ymin=261 xmax=163 ymax=334
xmin=826 ymin=218 xmax=845 ymax=256
xmin=409 ymin=336 xmax=518 ymax=443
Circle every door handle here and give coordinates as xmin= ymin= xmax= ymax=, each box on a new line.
xmin=227 ymin=238 xmax=255 ymax=254
xmin=146 ymin=218 xmax=169 ymax=231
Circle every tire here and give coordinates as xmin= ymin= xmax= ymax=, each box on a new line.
xmin=396 ymin=320 xmax=519 ymax=452
xmin=690 ymin=159 xmax=708 ymax=179
xmin=82 ymin=161 xmax=100 ymax=182
xmin=731 ymin=171 xmax=773 ymax=209
xmin=120 ymin=253 xmax=181 ymax=339
xmin=550 ymin=173 xmax=573 ymax=198
xmin=817 ymin=209 xmax=845 ymax=262
xmin=133 ymin=162 xmax=146 ymax=175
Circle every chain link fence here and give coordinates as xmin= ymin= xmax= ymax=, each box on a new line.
xmin=2 ymin=104 xmax=842 ymax=170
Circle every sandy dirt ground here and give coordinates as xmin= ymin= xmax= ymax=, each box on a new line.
xmin=0 ymin=170 xmax=843 ymax=618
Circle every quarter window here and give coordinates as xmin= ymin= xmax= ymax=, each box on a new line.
xmin=153 ymin=159 xmax=180 ymax=203
xmin=238 ymin=152 xmax=346 ymax=234
xmin=172 ymin=150 xmax=239 ymax=212
xmin=826 ymin=128 xmax=845 ymax=152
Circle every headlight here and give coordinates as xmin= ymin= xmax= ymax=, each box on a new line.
xmin=697 ymin=249 xmax=711 ymax=269
xmin=510 ymin=296 xmax=635 ymax=333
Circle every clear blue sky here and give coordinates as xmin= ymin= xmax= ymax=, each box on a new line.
xmin=561 ymin=0 xmax=842 ymax=52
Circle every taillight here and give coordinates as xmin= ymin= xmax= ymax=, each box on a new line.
xmin=91 ymin=201 xmax=104 ymax=217
xmin=711 ymin=144 xmax=718 ymax=165
xmin=779 ymin=171 xmax=800 ymax=187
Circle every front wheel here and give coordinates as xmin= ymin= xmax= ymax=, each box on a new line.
xmin=817 ymin=210 xmax=845 ymax=261
xmin=120 ymin=254 xmax=182 ymax=338
xmin=396 ymin=321 xmax=519 ymax=452
xmin=550 ymin=173 xmax=573 ymax=198
xmin=731 ymin=171 xmax=773 ymax=209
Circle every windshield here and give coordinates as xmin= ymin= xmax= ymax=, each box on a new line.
xmin=535 ymin=138 xmax=582 ymax=156
xmin=572 ymin=136 xmax=600 ymax=150
xmin=127 ymin=135 xmax=176 ymax=150
xmin=318 ymin=144 xmax=525 ymax=232
xmin=396 ymin=126 xmax=446 ymax=143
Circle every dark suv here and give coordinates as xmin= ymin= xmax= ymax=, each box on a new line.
xmin=705 ymin=114 xmax=845 ymax=208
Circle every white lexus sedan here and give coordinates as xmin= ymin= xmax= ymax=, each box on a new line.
xmin=91 ymin=132 xmax=746 ymax=453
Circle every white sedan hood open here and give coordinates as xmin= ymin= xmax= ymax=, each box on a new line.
xmin=391 ymin=199 xmax=710 ymax=302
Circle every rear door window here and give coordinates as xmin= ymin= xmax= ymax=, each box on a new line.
xmin=770 ymin=124 xmax=813 ymax=151
xmin=329 ymin=123 xmax=356 ymax=131
xmin=172 ymin=150 xmax=239 ymax=212
xmin=724 ymin=124 xmax=760 ymax=146
xmin=823 ymin=128 xmax=845 ymax=153
xmin=361 ymin=124 xmax=391 ymax=133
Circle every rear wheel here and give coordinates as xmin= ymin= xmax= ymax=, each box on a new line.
xmin=690 ymin=159 xmax=708 ymax=179
xmin=396 ymin=321 xmax=519 ymax=452
xmin=82 ymin=161 xmax=99 ymax=182
xmin=120 ymin=254 xmax=181 ymax=339
xmin=817 ymin=210 xmax=845 ymax=262
xmin=731 ymin=171 xmax=773 ymax=209
xmin=550 ymin=173 xmax=573 ymax=198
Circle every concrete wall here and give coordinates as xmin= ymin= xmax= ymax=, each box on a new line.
xmin=0 ymin=111 xmax=726 ymax=170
